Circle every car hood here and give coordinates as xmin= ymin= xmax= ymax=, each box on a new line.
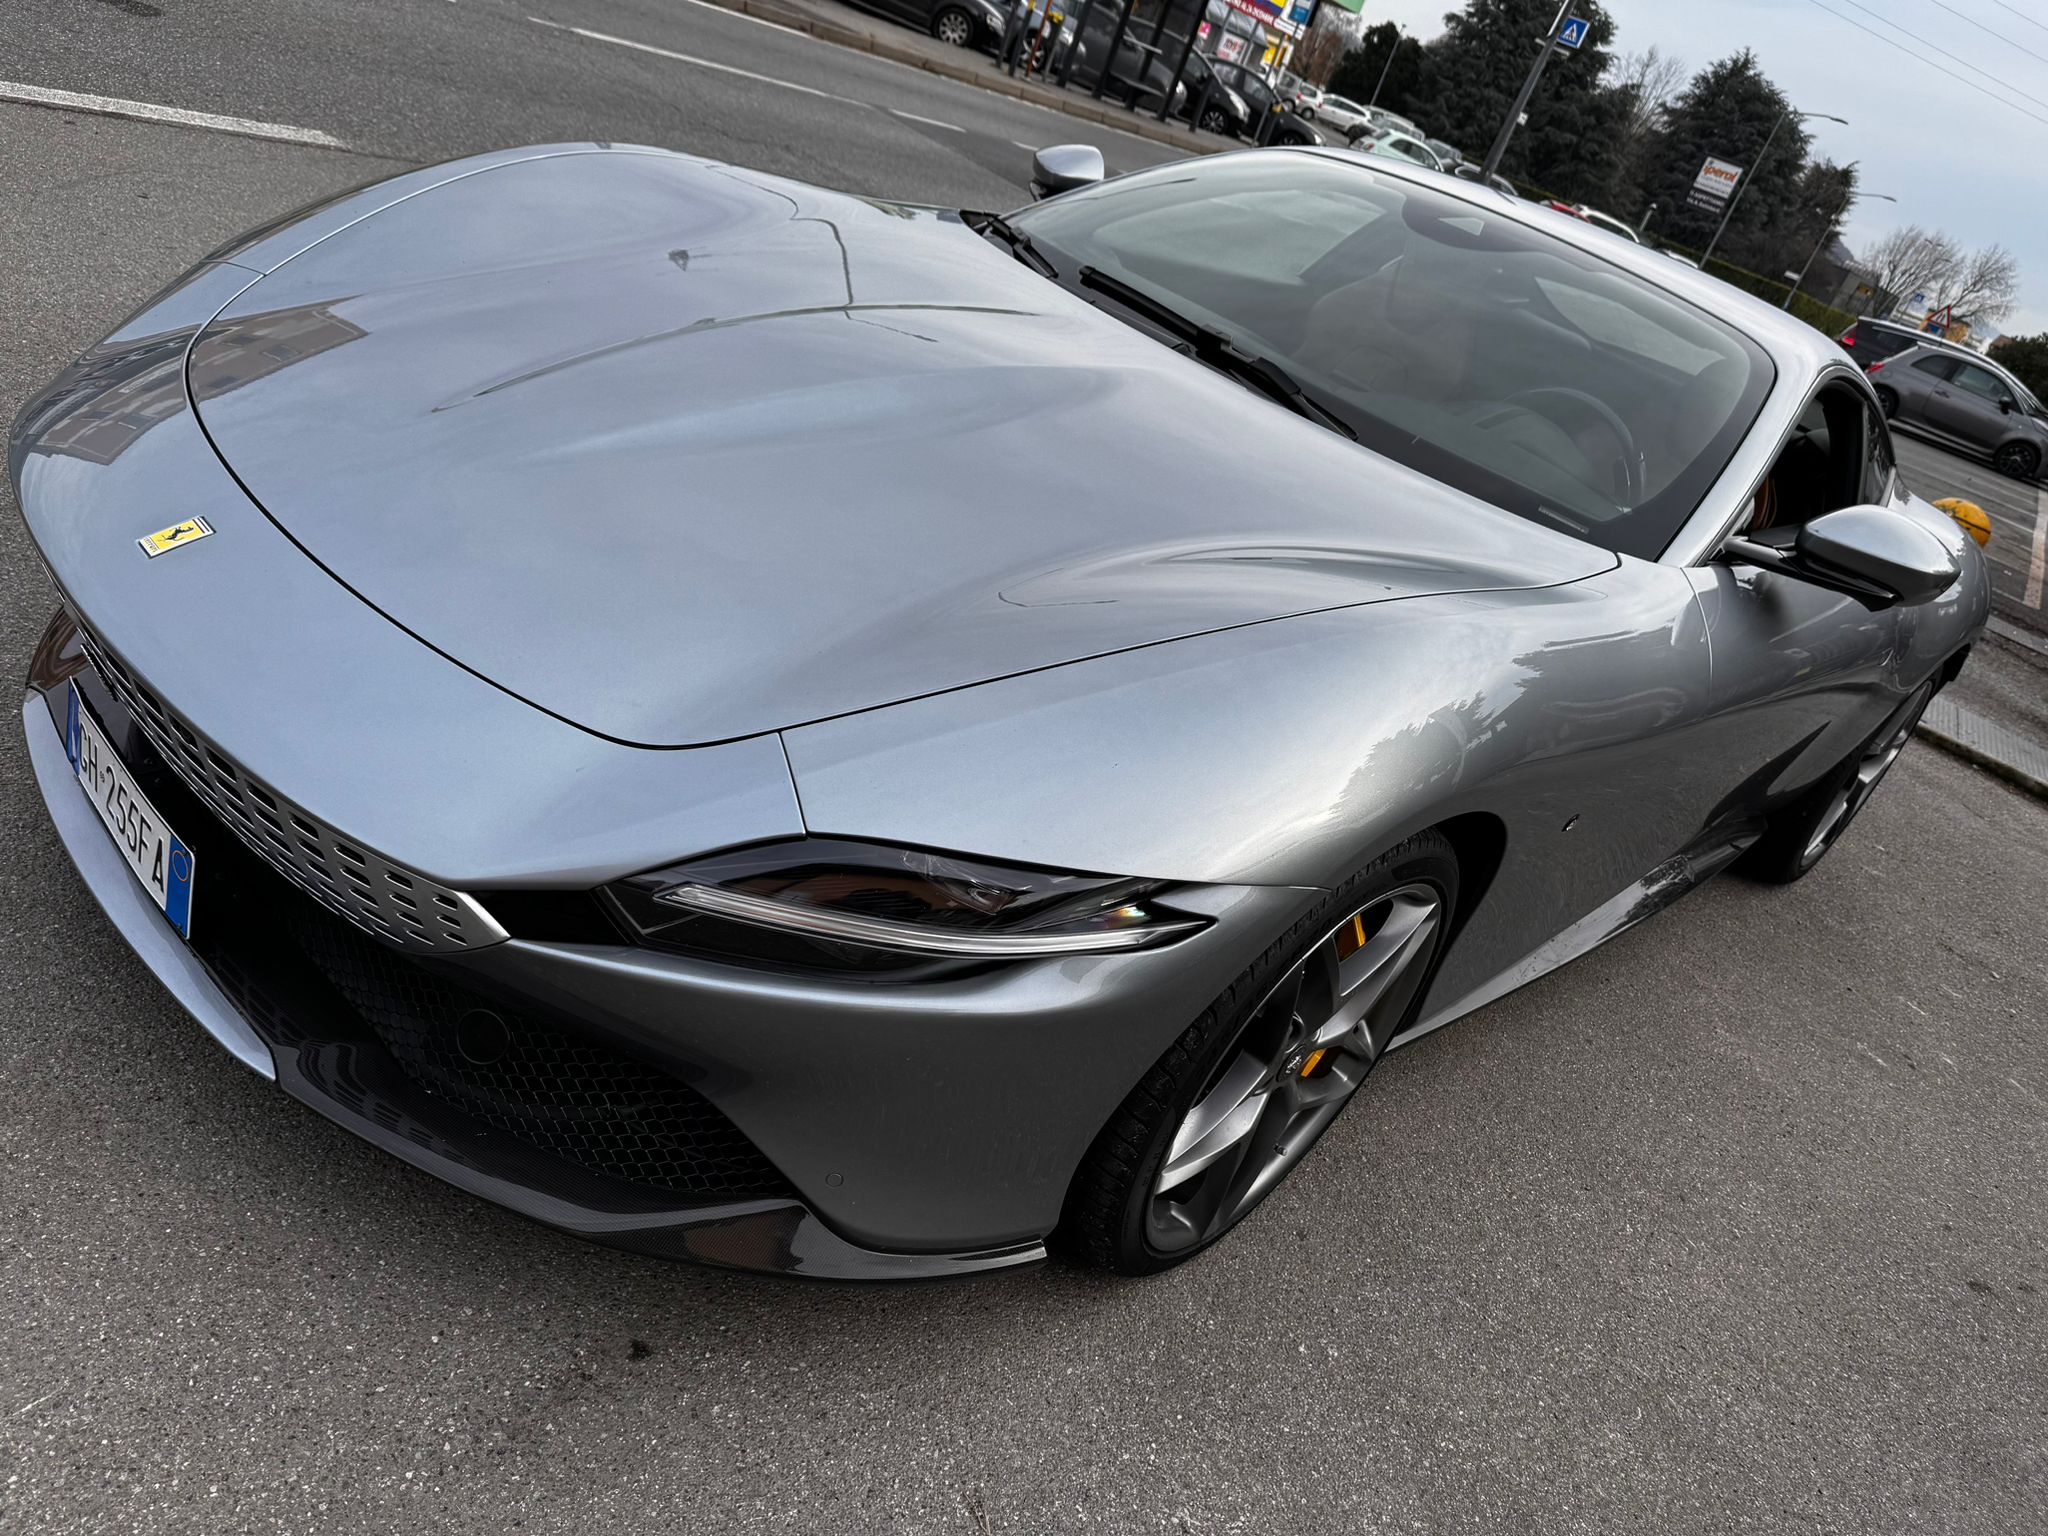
xmin=190 ymin=146 xmax=1612 ymax=747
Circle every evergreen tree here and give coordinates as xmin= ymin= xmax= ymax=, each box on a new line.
xmin=1328 ymin=22 xmax=1425 ymax=114
xmin=1402 ymin=0 xmax=1626 ymax=201
xmin=1640 ymin=52 xmax=1809 ymax=268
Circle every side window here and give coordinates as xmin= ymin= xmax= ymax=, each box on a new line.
xmin=1952 ymin=364 xmax=2011 ymax=404
xmin=1751 ymin=386 xmax=1865 ymax=532
xmin=1911 ymin=353 xmax=1959 ymax=380
xmin=1860 ymin=398 xmax=1895 ymax=504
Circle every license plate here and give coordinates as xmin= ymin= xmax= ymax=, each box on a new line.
xmin=65 ymin=683 xmax=195 ymax=938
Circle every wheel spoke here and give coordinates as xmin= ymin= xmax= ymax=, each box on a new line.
xmin=1314 ymin=893 xmax=1440 ymax=1055
xmin=1156 ymin=1051 xmax=1270 ymax=1194
xmin=1146 ymin=880 xmax=1447 ymax=1253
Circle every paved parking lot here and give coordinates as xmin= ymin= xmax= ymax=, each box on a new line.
xmin=1894 ymin=434 xmax=2047 ymax=640
xmin=2 ymin=4 xmax=2044 ymax=1530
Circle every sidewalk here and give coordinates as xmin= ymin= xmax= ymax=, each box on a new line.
xmin=1918 ymin=624 xmax=2048 ymax=800
xmin=694 ymin=0 xmax=1222 ymax=155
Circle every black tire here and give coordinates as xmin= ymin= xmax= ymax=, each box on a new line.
xmin=1056 ymin=830 xmax=1460 ymax=1274
xmin=1994 ymin=440 xmax=2040 ymax=481
xmin=1874 ymin=385 xmax=1898 ymax=420
xmin=931 ymin=6 xmax=975 ymax=47
xmin=1197 ymin=106 xmax=1232 ymax=136
xmin=1738 ymin=683 xmax=1933 ymax=884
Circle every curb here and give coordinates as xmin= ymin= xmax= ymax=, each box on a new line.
xmin=1917 ymin=697 xmax=2048 ymax=801
xmin=709 ymin=0 xmax=1219 ymax=156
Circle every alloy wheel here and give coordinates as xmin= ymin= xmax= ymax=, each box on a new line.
xmin=933 ymin=9 xmax=973 ymax=46
xmin=1145 ymin=884 xmax=1444 ymax=1255
xmin=1994 ymin=441 xmax=2039 ymax=480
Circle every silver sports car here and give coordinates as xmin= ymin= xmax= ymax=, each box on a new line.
xmin=14 ymin=144 xmax=1985 ymax=1277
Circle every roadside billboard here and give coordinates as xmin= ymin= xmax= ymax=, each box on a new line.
xmin=1687 ymin=157 xmax=1743 ymax=212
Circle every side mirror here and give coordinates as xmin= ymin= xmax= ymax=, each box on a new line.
xmin=1030 ymin=144 xmax=1105 ymax=201
xmin=1999 ymin=398 xmax=2015 ymax=414
xmin=1722 ymin=505 xmax=1960 ymax=609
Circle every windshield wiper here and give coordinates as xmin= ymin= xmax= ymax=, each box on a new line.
xmin=1077 ymin=265 xmax=1356 ymax=440
xmin=965 ymin=211 xmax=1058 ymax=279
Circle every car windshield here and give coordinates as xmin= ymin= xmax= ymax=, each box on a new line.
xmin=1012 ymin=153 xmax=1773 ymax=557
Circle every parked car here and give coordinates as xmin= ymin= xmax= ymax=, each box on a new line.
xmin=1357 ymin=129 xmax=1445 ymax=171
xmin=1578 ymin=207 xmax=1642 ymax=243
xmin=1358 ymin=106 xmax=1421 ymax=139
xmin=1837 ymin=316 xmax=1974 ymax=369
xmin=1057 ymin=15 xmax=1188 ymax=117
xmin=1209 ymin=61 xmax=1322 ymax=145
xmin=1425 ymin=137 xmax=1466 ymax=169
xmin=844 ymin=0 xmax=1007 ymax=51
xmin=1174 ymin=50 xmax=1253 ymax=138
xmin=1545 ymin=202 xmax=1642 ymax=243
xmin=1314 ymin=93 xmax=1375 ymax=140
xmin=1452 ymin=161 xmax=1518 ymax=197
xmin=1277 ymin=76 xmax=1323 ymax=117
xmin=1867 ymin=343 xmax=2047 ymax=479
xmin=15 ymin=142 xmax=1983 ymax=1281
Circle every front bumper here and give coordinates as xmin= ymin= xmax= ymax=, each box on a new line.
xmin=26 ymin=631 xmax=1305 ymax=1276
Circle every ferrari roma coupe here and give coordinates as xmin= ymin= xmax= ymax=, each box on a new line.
xmin=14 ymin=144 xmax=1985 ymax=1277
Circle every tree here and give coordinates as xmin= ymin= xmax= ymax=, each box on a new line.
xmin=1862 ymin=224 xmax=1963 ymax=312
xmin=1933 ymin=244 xmax=2022 ymax=328
xmin=1988 ymin=334 xmax=2048 ymax=398
xmin=1639 ymin=52 xmax=1808 ymax=268
xmin=1327 ymin=21 xmax=1424 ymax=111
xmin=1399 ymin=0 xmax=1627 ymax=197
xmin=1605 ymin=46 xmax=1686 ymax=216
xmin=1293 ymin=7 xmax=1361 ymax=87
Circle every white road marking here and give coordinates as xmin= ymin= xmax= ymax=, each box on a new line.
xmin=2026 ymin=483 xmax=2047 ymax=609
xmin=1011 ymin=139 xmax=1039 ymax=151
xmin=676 ymin=0 xmax=806 ymax=36
xmin=0 ymin=80 xmax=348 ymax=148
xmin=891 ymin=108 xmax=964 ymax=132
xmin=529 ymin=17 xmax=859 ymax=103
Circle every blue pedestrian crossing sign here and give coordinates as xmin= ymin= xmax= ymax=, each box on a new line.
xmin=1556 ymin=15 xmax=1589 ymax=48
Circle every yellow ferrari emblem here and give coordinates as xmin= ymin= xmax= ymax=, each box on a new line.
xmin=137 ymin=516 xmax=214 ymax=558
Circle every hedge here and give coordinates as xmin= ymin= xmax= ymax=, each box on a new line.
xmin=1655 ymin=239 xmax=1857 ymax=339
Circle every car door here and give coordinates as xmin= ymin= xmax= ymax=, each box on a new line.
xmin=1927 ymin=359 xmax=2019 ymax=451
xmin=1689 ymin=382 xmax=1907 ymax=808
xmin=1886 ymin=350 xmax=1957 ymax=426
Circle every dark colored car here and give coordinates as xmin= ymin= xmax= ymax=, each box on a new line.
xmin=1056 ymin=14 xmax=1189 ymax=117
xmin=1210 ymin=61 xmax=1321 ymax=145
xmin=1837 ymin=317 xmax=1970 ymax=369
xmin=842 ymin=0 xmax=1006 ymax=50
xmin=1867 ymin=343 xmax=2047 ymax=480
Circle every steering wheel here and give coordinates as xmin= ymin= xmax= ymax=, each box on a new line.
xmin=1505 ymin=387 xmax=1645 ymax=506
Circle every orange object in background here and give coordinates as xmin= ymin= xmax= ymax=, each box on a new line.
xmin=1934 ymin=497 xmax=1993 ymax=548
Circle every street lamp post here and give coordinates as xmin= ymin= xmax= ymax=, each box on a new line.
xmin=1369 ymin=23 xmax=1401 ymax=105
xmin=1481 ymin=1 xmax=1575 ymax=183
xmin=1700 ymin=108 xmax=1848 ymax=268
xmin=1783 ymin=188 xmax=1896 ymax=311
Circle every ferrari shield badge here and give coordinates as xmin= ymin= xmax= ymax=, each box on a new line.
xmin=137 ymin=516 xmax=214 ymax=558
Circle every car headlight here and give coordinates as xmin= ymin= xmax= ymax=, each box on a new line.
xmin=603 ymin=839 xmax=1208 ymax=971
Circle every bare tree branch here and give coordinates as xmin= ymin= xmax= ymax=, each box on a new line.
xmin=1862 ymin=225 xmax=1962 ymax=312
xmin=1610 ymin=45 xmax=1686 ymax=149
xmin=1934 ymin=243 xmax=2022 ymax=327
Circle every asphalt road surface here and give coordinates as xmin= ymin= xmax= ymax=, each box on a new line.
xmin=2 ymin=5 xmax=2045 ymax=1532
xmin=1893 ymin=433 xmax=2048 ymax=639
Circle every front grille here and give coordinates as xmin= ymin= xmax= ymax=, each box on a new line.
xmin=73 ymin=620 xmax=505 ymax=954
xmin=292 ymin=914 xmax=793 ymax=1200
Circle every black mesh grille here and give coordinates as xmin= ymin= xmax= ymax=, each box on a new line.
xmin=290 ymin=915 xmax=792 ymax=1200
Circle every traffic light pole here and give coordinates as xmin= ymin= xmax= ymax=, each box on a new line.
xmin=1480 ymin=0 xmax=1575 ymax=183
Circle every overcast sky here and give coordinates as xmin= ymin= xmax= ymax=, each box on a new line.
xmin=1357 ymin=0 xmax=2048 ymax=337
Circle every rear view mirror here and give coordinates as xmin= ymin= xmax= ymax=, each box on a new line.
xmin=1030 ymin=145 xmax=1105 ymax=201
xmin=1722 ymin=505 xmax=1960 ymax=609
